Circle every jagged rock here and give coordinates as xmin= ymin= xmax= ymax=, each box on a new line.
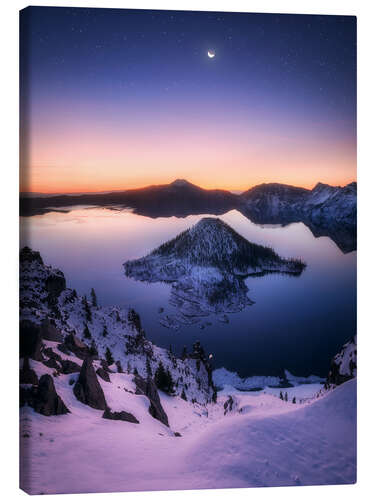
xmin=60 ymin=359 xmax=81 ymax=374
xmin=22 ymin=374 xmax=70 ymax=416
xmin=96 ymin=368 xmax=111 ymax=382
xmin=64 ymin=333 xmax=90 ymax=360
xmin=20 ymin=357 xmax=38 ymax=385
xmin=134 ymin=375 xmax=169 ymax=427
xmin=19 ymin=320 xmax=44 ymax=361
xmin=73 ymin=357 xmax=107 ymax=410
xmin=40 ymin=318 xmax=63 ymax=342
xmin=224 ymin=395 xmax=239 ymax=415
xmin=327 ymin=336 xmax=357 ymax=387
xmin=174 ymin=432 xmax=182 ymax=437
xmin=102 ymin=407 xmax=139 ymax=423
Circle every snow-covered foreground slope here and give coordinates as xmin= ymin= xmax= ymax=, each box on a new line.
xmin=21 ymin=378 xmax=356 ymax=494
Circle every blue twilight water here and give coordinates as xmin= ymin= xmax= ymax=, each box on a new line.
xmin=20 ymin=207 xmax=356 ymax=378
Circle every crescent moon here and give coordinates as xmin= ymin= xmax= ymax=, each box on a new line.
xmin=207 ymin=50 xmax=215 ymax=58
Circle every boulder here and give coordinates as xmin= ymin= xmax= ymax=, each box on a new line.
xmin=102 ymin=407 xmax=139 ymax=424
xmin=134 ymin=375 xmax=169 ymax=427
xmin=19 ymin=320 xmax=43 ymax=361
xmin=43 ymin=358 xmax=61 ymax=370
xmin=43 ymin=347 xmax=63 ymax=362
xmin=60 ymin=359 xmax=81 ymax=374
xmin=73 ymin=357 xmax=107 ymax=410
xmin=20 ymin=357 xmax=38 ymax=385
xmin=40 ymin=318 xmax=63 ymax=342
xmin=24 ymin=374 xmax=70 ymax=416
xmin=96 ymin=368 xmax=111 ymax=382
xmin=57 ymin=343 xmax=71 ymax=355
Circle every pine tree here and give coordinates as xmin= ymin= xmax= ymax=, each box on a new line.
xmin=212 ymin=388 xmax=217 ymax=404
xmin=83 ymin=322 xmax=91 ymax=339
xmin=89 ymin=340 xmax=98 ymax=357
xmin=90 ymin=288 xmax=98 ymax=307
xmin=102 ymin=324 xmax=108 ymax=337
xmin=82 ymin=295 xmax=92 ymax=322
xmin=105 ymin=347 xmax=114 ymax=366
xmin=154 ymin=361 xmax=174 ymax=393
xmin=181 ymin=346 xmax=188 ymax=360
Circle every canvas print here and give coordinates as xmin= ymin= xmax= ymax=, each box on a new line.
xmin=19 ymin=6 xmax=357 ymax=495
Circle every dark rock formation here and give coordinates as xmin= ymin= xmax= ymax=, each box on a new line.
xmin=21 ymin=374 xmax=69 ymax=416
xmin=102 ymin=407 xmax=139 ymax=423
xmin=60 ymin=359 xmax=81 ymax=374
xmin=40 ymin=318 xmax=63 ymax=342
xmin=73 ymin=357 xmax=107 ymax=410
xmin=96 ymin=368 xmax=111 ymax=382
xmin=20 ymin=357 xmax=38 ymax=385
xmin=326 ymin=336 xmax=357 ymax=387
xmin=57 ymin=343 xmax=71 ymax=355
xmin=43 ymin=358 xmax=61 ymax=370
xmin=134 ymin=375 xmax=169 ymax=427
xmin=19 ymin=320 xmax=43 ymax=361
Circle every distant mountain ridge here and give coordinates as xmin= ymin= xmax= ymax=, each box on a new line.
xmin=20 ymin=178 xmax=356 ymax=252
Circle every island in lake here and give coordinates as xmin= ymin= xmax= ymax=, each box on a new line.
xmin=124 ymin=217 xmax=306 ymax=330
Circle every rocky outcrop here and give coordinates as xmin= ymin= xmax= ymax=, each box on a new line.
xmin=102 ymin=407 xmax=139 ymax=423
xmin=21 ymin=374 xmax=69 ymax=416
xmin=73 ymin=357 xmax=107 ymax=410
xmin=20 ymin=357 xmax=38 ymax=385
xmin=326 ymin=336 xmax=357 ymax=387
xmin=60 ymin=359 xmax=81 ymax=374
xmin=40 ymin=318 xmax=63 ymax=342
xmin=134 ymin=375 xmax=169 ymax=427
xmin=223 ymin=395 xmax=239 ymax=415
xmin=19 ymin=320 xmax=44 ymax=361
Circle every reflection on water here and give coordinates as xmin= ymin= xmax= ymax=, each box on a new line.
xmin=20 ymin=207 xmax=356 ymax=378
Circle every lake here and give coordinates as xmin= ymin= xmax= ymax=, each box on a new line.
xmin=20 ymin=206 xmax=356 ymax=378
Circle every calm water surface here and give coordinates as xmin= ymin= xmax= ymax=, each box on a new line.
xmin=20 ymin=207 xmax=356 ymax=378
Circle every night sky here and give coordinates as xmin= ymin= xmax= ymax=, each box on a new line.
xmin=20 ymin=7 xmax=356 ymax=193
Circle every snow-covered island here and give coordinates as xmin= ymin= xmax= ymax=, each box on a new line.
xmin=19 ymin=247 xmax=356 ymax=494
xmin=124 ymin=217 xmax=306 ymax=329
